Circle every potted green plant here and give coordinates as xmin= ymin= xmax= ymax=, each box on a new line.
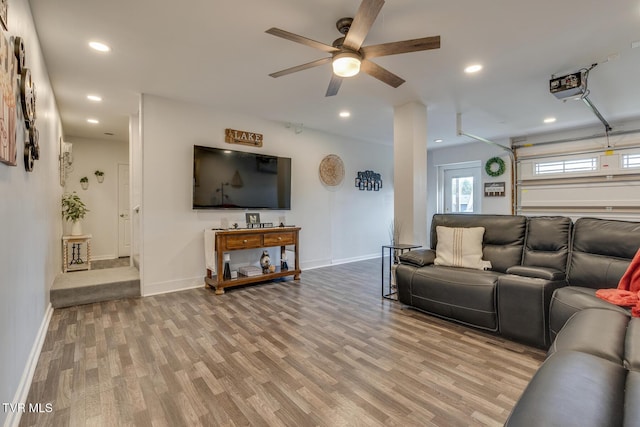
xmin=94 ymin=170 xmax=104 ymax=183
xmin=80 ymin=176 xmax=89 ymax=190
xmin=62 ymin=192 xmax=89 ymax=235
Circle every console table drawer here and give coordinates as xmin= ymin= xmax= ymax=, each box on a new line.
xmin=225 ymin=234 xmax=263 ymax=249
xmin=264 ymin=232 xmax=295 ymax=246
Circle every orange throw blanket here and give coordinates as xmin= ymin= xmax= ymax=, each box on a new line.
xmin=596 ymin=249 xmax=640 ymax=317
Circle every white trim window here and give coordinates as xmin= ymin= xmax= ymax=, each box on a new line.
xmin=622 ymin=154 xmax=640 ymax=169
xmin=534 ymin=157 xmax=597 ymax=175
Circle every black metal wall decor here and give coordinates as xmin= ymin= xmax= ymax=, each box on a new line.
xmin=355 ymin=170 xmax=382 ymax=191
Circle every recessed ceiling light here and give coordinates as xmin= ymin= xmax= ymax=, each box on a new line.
xmin=464 ymin=64 xmax=483 ymax=74
xmin=89 ymin=41 xmax=110 ymax=52
xmin=87 ymin=94 xmax=102 ymax=102
xmin=87 ymin=118 xmax=99 ymax=124
xmin=339 ymin=111 xmax=351 ymax=118
xmin=543 ymin=117 xmax=557 ymax=123
xmin=434 ymin=139 xmax=444 ymax=143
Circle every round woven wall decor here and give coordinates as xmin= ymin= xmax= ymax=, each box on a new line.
xmin=319 ymin=154 xmax=345 ymax=186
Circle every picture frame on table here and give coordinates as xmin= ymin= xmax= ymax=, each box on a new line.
xmin=246 ymin=213 xmax=260 ymax=225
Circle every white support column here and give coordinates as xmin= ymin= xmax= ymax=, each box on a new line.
xmin=393 ymin=101 xmax=428 ymax=247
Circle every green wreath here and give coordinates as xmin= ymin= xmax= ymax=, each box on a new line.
xmin=485 ymin=157 xmax=506 ymax=177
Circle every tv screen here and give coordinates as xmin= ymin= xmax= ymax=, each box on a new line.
xmin=193 ymin=145 xmax=291 ymax=210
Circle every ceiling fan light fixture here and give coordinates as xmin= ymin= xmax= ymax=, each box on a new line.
xmin=332 ymin=52 xmax=361 ymax=77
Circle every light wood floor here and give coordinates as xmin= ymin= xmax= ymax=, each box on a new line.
xmin=21 ymin=259 xmax=545 ymax=426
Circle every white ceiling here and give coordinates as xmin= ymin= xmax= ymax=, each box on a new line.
xmin=28 ymin=0 xmax=640 ymax=147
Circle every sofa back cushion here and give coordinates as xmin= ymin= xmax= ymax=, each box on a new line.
xmin=522 ymin=216 xmax=572 ymax=272
xmin=431 ymin=214 xmax=527 ymax=273
xmin=568 ymin=217 xmax=640 ymax=289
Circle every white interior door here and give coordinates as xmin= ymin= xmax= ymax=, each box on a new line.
xmin=442 ymin=166 xmax=481 ymax=213
xmin=118 ymin=163 xmax=131 ymax=257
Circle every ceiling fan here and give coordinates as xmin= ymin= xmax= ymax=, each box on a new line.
xmin=266 ymin=0 xmax=440 ymax=97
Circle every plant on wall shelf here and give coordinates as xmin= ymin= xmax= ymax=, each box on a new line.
xmin=62 ymin=192 xmax=89 ymax=235
xmin=94 ymin=170 xmax=105 ymax=183
xmin=80 ymin=176 xmax=89 ymax=190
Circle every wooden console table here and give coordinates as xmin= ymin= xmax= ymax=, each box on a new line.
xmin=205 ymin=227 xmax=301 ymax=295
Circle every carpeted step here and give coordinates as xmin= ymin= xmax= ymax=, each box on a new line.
xmin=51 ymin=266 xmax=140 ymax=308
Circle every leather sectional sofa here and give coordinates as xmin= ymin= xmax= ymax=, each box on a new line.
xmin=397 ymin=214 xmax=640 ymax=348
xmin=396 ymin=214 xmax=640 ymax=426
xmin=506 ymin=307 xmax=640 ymax=426
xmin=397 ymin=214 xmax=575 ymax=348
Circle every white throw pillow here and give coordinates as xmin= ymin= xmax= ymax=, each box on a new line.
xmin=434 ymin=226 xmax=492 ymax=270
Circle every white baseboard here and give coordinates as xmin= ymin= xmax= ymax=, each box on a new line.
xmin=90 ymin=254 xmax=118 ymax=261
xmin=142 ymin=276 xmax=204 ymax=297
xmin=3 ymin=303 xmax=53 ymax=427
xmin=303 ymin=253 xmax=379 ymax=271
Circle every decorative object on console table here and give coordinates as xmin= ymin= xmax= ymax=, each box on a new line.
xmin=246 ymin=212 xmax=260 ymax=226
xmin=223 ymin=253 xmax=231 ymax=280
xmin=238 ymin=265 xmax=262 ymax=277
xmin=381 ymin=244 xmax=421 ymax=300
xmin=260 ymin=250 xmax=271 ymax=273
xmin=281 ymin=252 xmax=288 ymax=271
xmin=319 ymin=154 xmax=344 ymax=186
xmin=355 ymin=170 xmax=382 ymax=191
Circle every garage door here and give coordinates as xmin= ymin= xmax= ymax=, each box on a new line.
xmin=515 ymin=131 xmax=640 ymax=221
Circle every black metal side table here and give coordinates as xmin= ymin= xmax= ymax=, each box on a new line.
xmin=382 ymin=244 xmax=421 ymax=300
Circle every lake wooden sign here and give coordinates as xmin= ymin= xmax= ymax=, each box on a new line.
xmin=225 ymin=128 xmax=263 ymax=147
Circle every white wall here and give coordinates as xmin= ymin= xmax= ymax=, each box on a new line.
xmin=427 ymin=140 xmax=513 ymax=245
xmin=0 ymin=0 xmax=63 ymax=425
xmin=139 ymin=94 xmax=393 ymax=295
xmin=64 ymin=137 xmax=128 ymax=260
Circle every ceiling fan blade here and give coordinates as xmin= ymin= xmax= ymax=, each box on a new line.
xmin=343 ymin=0 xmax=385 ymax=51
xmin=361 ymin=35 xmax=441 ymax=59
xmin=325 ymin=75 xmax=343 ymax=97
xmin=269 ymin=57 xmax=332 ymax=78
xmin=360 ymin=60 xmax=405 ymax=88
xmin=266 ymin=28 xmax=339 ymax=53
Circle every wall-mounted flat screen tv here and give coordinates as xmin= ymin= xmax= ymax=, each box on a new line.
xmin=193 ymin=145 xmax=291 ymax=210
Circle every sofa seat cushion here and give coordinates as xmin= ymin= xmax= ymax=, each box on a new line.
xmin=505 ymin=351 xmax=626 ymax=427
xmin=624 ymin=371 xmax=640 ymax=427
xmin=405 ymin=265 xmax=501 ymax=330
xmin=549 ymin=286 xmax=630 ymax=340
xmin=625 ymin=319 xmax=640 ymax=371
xmin=548 ymin=308 xmax=629 ymax=364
